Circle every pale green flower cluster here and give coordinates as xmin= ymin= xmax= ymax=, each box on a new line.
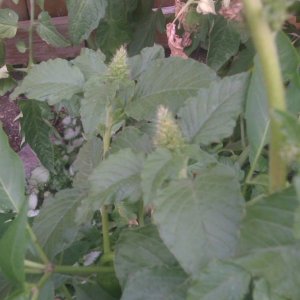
xmin=107 ymin=46 xmax=130 ymax=81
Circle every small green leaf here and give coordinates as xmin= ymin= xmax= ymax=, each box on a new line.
xmin=67 ymin=0 xmax=107 ymax=44
xmin=115 ymin=225 xmax=178 ymax=287
xmin=80 ymin=77 xmax=118 ymax=134
xmin=73 ymin=48 xmax=107 ymax=80
xmin=0 ymin=127 xmax=25 ymax=212
xmin=11 ymin=59 xmax=85 ymax=105
xmin=207 ymin=16 xmax=240 ymax=71
xmin=36 ymin=11 xmax=71 ymax=48
xmin=178 ymin=73 xmax=249 ymax=145
xmin=187 ymin=261 xmax=251 ymax=300
xmin=252 ymin=278 xmax=271 ymax=300
xmin=32 ymin=188 xmax=87 ymax=260
xmin=19 ymin=100 xmax=54 ymax=172
xmin=88 ymin=148 xmax=144 ymax=205
xmin=121 ymin=266 xmax=188 ymax=300
xmin=0 ymin=204 xmax=28 ymax=287
xmin=126 ymin=57 xmax=217 ymax=121
xmin=154 ymin=164 xmax=244 ymax=276
xmin=0 ymin=9 xmax=18 ymax=39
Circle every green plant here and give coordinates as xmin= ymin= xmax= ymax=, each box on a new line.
xmin=1 ymin=0 xmax=300 ymax=299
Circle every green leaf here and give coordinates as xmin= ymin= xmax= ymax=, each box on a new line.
xmin=38 ymin=280 xmax=55 ymax=300
xmin=141 ymin=148 xmax=187 ymax=205
xmin=67 ymin=0 xmax=107 ymax=44
xmin=0 ymin=273 xmax=11 ymax=299
xmin=252 ymin=278 xmax=271 ymax=300
xmin=80 ymin=77 xmax=118 ymax=134
xmin=153 ymin=164 xmax=244 ymax=277
xmin=207 ymin=16 xmax=240 ymax=71
xmin=0 ymin=77 xmax=17 ymax=97
xmin=19 ymin=100 xmax=54 ymax=172
xmin=0 ymin=9 xmax=18 ymax=39
xmin=0 ymin=212 xmax=15 ymax=239
xmin=36 ymin=11 xmax=70 ymax=48
xmin=32 ymin=188 xmax=86 ymax=260
xmin=0 ymin=40 xmax=5 ymax=67
xmin=88 ymin=148 xmax=144 ymax=205
xmin=178 ymin=73 xmax=249 ymax=145
xmin=121 ymin=266 xmax=188 ymax=300
xmin=111 ymin=126 xmax=152 ymax=154
xmin=115 ymin=225 xmax=179 ymax=287
xmin=0 ymin=127 xmax=25 ymax=212
xmin=187 ymin=261 xmax=251 ymax=300
xmin=11 ymin=59 xmax=85 ymax=105
xmin=128 ymin=44 xmax=165 ymax=80
xmin=73 ymin=48 xmax=107 ymax=80
xmin=126 ymin=57 xmax=217 ymax=121
xmin=72 ymin=137 xmax=102 ymax=187
xmin=0 ymin=204 xmax=28 ymax=287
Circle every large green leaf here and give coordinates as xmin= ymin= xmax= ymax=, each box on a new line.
xmin=67 ymin=0 xmax=107 ymax=44
xmin=36 ymin=11 xmax=70 ymax=48
xmin=0 ymin=127 xmax=25 ymax=212
xmin=236 ymin=188 xmax=300 ymax=299
xmin=11 ymin=59 xmax=85 ymax=105
xmin=178 ymin=73 xmax=249 ymax=145
xmin=88 ymin=148 xmax=144 ymax=205
xmin=115 ymin=225 xmax=179 ymax=287
xmin=72 ymin=137 xmax=102 ymax=188
xmin=73 ymin=48 xmax=107 ymax=80
xmin=80 ymin=77 xmax=118 ymax=134
xmin=0 ymin=9 xmax=18 ymax=39
xmin=126 ymin=57 xmax=217 ymax=121
xmin=207 ymin=16 xmax=240 ymax=71
xmin=19 ymin=100 xmax=54 ymax=172
xmin=0 ymin=204 xmax=28 ymax=287
xmin=187 ymin=261 xmax=251 ymax=300
xmin=32 ymin=188 xmax=86 ymax=260
xmin=0 ymin=273 xmax=11 ymax=299
xmin=121 ymin=266 xmax=188 ymax=300
xmin=153 ymin=164 xmax=244 ymax=277
xmin=128 ymin=44 xmax=165 ymax=80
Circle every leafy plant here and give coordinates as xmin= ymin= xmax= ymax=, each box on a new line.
xmin=0 ymin=0 xmax=300 ymax=299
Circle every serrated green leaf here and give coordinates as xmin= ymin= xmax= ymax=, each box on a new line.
xmin=187 ymin=261 xmax=251 ymax=300
xmin=115 ymin=225 xmax=178 ymax=287
xmin=0 ymin=9 xmax=18 ymax=39
xmin=73 ymin=48 xmax=107 ymax=80
xmin=32 ymin=188 xmax=86 ymax=260
xmin=111 ymin=126 xmax=152 ymax=154
xmin=72 ymin=137 xmax=102 ymax=187
xmin=207 ymin=16 xmax=240 ymax=71
xmin=80 ymin=77 xmax=118 ymax=134
xmin=11 ymin=59 xmax=85 ymax=105
xmin=128 ymin=44 xmax=165 ymax=80
xmin=0 ymin=127 xmax=25 ymax=212
xmin=121 ymin=266 xmax=188 ymax=300
xmin=126 ymin=57 xmax=217 ymax=121
xmin=178 ymin=73 xmax=249 ymax=145
xmin=153 ymin=164 xmax=244 ymax=277
xmin=36 ymin=11 xmax=70 ymax=48
xmin=88 ymin=148 xmax=144 ymax=205
xmin=19 ymin=100 xmax=54 ymax=172
xmin=67 ymin=0 xmax=107 ymax=44
xmin=0 ymin=204 xmax=28 ymax=287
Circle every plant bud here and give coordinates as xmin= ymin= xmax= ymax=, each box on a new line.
xmin=107 ymin=46 xmax=130 ymax=81
xmin=154 ymin=106 xmax=185 ymax=151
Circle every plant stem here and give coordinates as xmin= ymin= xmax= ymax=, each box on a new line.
xmin=24 ymin=259 xmax=45 ymax=270
xmin=54 ymin=264 xmax=113 ymax=275
xmin=138 ymin=199 xmax=144 ymax=226
xmin=100 ymin=104 xmax=114 ymax=256
xmin=242 ymin=0 xmax=287 ymax=192
xmin=26 ymin=224 xmax=50 ymax=264
xmin=28 ymin=0 xmax=35 ymax=66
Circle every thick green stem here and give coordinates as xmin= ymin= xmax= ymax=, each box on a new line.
xmin=54 ymin=264 xmax=113 ymax=275
xmin=242 ymin=0 xmax=287 ymax=192
xmin=100 ymin=104 xmax=113 ymax=256
xmin=28 ymin=0 xmax=35 ymax=66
